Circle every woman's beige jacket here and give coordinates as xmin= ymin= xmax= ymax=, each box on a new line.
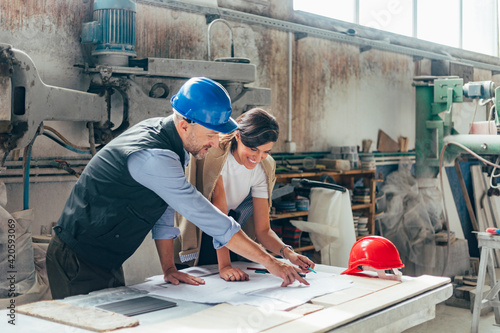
xmin=173 ymin=143 xmax=276 ymax=266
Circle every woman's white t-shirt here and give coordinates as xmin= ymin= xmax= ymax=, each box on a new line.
xmin=220 ymin=151 xmax=268 ymax=210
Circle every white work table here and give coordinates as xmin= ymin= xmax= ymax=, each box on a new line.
xmin=1 ymin=264 xmax=452 ymax=333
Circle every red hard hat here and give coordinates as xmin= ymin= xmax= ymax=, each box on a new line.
xmin=341 ymin=236 xmax=404 ymax=275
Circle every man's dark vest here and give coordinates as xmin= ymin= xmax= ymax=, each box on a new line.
xmin=55 ymin=116 xmax=185 ymax=269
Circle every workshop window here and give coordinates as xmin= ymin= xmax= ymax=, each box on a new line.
xmin=462 ymin=0 xmax=497 ymax=56
xmin=294 ymin=0 xmax=499 ymax=57
xmin=416 ymin=0 xmax=460 ymax=47
xmin=359 ymin=0 xmax=413 ymax=37
xmin=293 ymin=0 xmax=356 ymax=23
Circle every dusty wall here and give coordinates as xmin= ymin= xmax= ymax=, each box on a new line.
xmin=135 ymin=0 xmax=419 ymax=153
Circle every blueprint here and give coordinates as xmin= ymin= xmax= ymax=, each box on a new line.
xmin=132 ymin=262 xmax=352 ymax=311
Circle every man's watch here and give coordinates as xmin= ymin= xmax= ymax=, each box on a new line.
xmin=280 ymin=244 xmax=293 ymax=259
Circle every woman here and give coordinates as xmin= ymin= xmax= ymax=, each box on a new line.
xmin=175 ymin=108 xmax=315 ymax=281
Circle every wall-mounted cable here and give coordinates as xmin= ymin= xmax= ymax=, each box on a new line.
xmin=43 ymin=126 xmax=92 ymax=152
xmin=22 ymin=129 xmax=41 ymax=210
xmin=42 ymin=132 xmax=92 ymax=155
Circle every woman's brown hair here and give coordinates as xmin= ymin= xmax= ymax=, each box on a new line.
xmin=219 ymin=108 xmax=279 ymax=151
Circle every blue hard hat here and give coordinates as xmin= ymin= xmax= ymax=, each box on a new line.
xmin=171 ymin=77 xmax=238 ymax=134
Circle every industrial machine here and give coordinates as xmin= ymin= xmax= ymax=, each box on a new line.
xmin=382 ymin=76 xmax=500 ymax=277
xmin=414 ymin=76 xmax=500 ymax=180
xmin=0 ymin=0 xmax=270 ymax=155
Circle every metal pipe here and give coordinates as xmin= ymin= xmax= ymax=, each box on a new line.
xmin=2 ymin=157 xmax=91 ymax=168
xmin=0 ymin=175 xmax=78 ymax=184
xmin=443 ymin=134 xmax=500 ymax=164
xmin=207 ymin=19 xmax=234 ymax=61
xmin=2 ymin=167 xmax=84 ymax=176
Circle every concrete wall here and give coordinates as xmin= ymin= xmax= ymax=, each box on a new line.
xmin=0 ymin=0 xmax=494 ymax=283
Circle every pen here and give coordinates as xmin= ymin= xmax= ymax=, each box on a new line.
xmin=298 ymin=257 xmax=317 ymax=273
xmin=247 ymin=267 xmax=268 ymax=272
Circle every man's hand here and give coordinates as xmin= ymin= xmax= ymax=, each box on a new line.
xmin=219 ymin=265 xmax=249 ymax=282
xmin=163 ymin=266 xmax=205 ymax=286
xmin=155 ymin=239 xmax=204 ymax=285
xmin=265 ymin=259 xmax=310 ymax=287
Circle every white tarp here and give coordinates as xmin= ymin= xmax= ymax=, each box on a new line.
xmin=292 ymin=188 xmax=356 ymax=267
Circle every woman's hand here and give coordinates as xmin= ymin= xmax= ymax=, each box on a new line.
xmin=163 ymin=266 xmax=205 ymax=286
xmin=265 ymin=259 xmax=310 ymax=287
xmin=219 ymin=265 xmax=249 ymax=282
xmin=287 ymin=252 xmax=316 ymax=273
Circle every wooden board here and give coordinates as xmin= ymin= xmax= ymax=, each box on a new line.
xmin=377 ymin=130 xmax=399 ymax=153
xmin=17 ymin=300 xmax=139 ymax=332
xmin=288 ymin=303 xmax=324 ymax=316
xmin=472 ymin=165 xmax=489 ymax=233
xmin=120 ymin=303 xmax=302 ymax=333
xmin=265 ymin=275 xmax=451 ymax=333
xmin=311 ymin=274 xmax=400 ymax=307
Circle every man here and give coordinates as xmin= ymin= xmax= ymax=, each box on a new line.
xmin=46 ymin=77 xmax=307 ymax=299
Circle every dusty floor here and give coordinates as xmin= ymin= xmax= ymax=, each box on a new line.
xmin=405 ymin=302 xmax=499 ymax=332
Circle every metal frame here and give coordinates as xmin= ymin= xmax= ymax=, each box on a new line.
xmin=472 ymin=232 xmax=500 ymax=333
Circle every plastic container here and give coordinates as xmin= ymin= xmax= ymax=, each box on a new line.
xmin=295 ymin=197 xmax=310 ymax=211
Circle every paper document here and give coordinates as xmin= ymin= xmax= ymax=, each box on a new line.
xmin=133 ymin=262 xmax=352 ymax=311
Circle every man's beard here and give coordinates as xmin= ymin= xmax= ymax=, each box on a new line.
xmin=191 ymin=146 xmax=211 ymax=160
xmin=185 ymin=133 xmax=212 ymax=160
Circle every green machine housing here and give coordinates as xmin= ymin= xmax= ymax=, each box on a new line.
xmin=414 ymin=76 xmax=500 ymax=179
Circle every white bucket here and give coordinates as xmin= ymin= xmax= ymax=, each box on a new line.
xmin=470 ymin=121 xmax=497 ymax=135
